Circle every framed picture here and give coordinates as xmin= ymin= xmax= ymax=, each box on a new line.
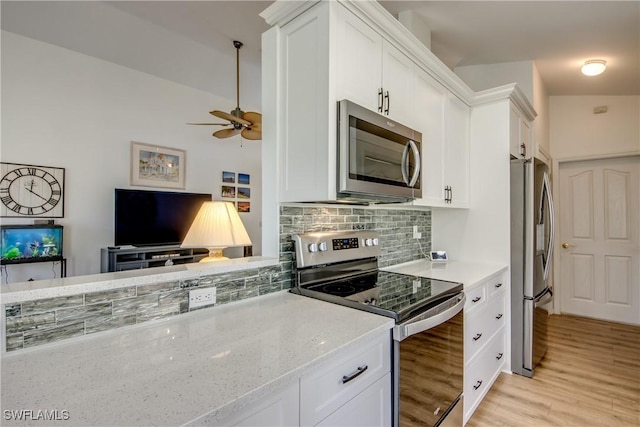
xmin=131 ymin=141 xmax=185 ymax=189
xmin=237 ymin=201 xmax=250 ymax=213
xmin=238 ymin=173 xmax=250 ymax=185
xmin=237 ymin=187 xmax=251 ymax=199
xmin=222 ymin=171 xmax=235 ymax=183
xmin=221 ymin=186 xmax=236 ymax=198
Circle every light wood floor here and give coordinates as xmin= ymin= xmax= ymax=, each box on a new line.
xmin=467 ymin=314 xmax=640 ymax=427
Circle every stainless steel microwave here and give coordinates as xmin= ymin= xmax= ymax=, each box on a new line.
xmin=338 ymin=100 xmax=422 ymax=203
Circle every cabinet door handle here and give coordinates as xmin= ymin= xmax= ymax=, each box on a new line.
xmin=496 ymin=313 xmax=503 ymax=320
xmin=495 ymin=283 xmax=503 ymax=289
xmin=472 ymin=333 xmax=483 ymax=341
xmin=496 ymin=352 xmax=504 ymax=360
xmin=473 ymin=380 xmax=483 ymax=390
xmin=384 ymin=91 xmax=390 ymax=115
xmin=520 ymin=143 xmax=526 ymax=157
xmin=378 ymin=89 xmax=383 ymax=113
xmin=472 ymin=296 xmax=481 ymax=303
xmin=342 ymin=365 xmax=368 ymax=384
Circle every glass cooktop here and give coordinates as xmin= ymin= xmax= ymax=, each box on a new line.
xmin=294 ymin=270 xmax=462 ymax=322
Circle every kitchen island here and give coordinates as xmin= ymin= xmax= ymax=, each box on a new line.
xmin=1 ymin=291 xmax=393 ymax=426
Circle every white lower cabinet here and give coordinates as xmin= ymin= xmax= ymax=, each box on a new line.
xmin=214 ymin=381 xmax=300 ymax=427
xmin=464 ymin=272 xmax=507 ymax=423
xmin=300 ymin=331 xmax=392 ymax=426
xmin=215 ymin=330 xmax=392 ymax=427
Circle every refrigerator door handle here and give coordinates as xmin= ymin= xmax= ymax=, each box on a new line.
xmin=542 ymin=173 xmax=555 ymax=282
xmin=534 ymin=287 xmax=553 ymax=307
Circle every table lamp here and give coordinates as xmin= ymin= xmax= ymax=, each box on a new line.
xmin=181 ymin=201 xmax=252 ymax=262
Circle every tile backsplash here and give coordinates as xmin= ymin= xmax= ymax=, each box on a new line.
xmin=279 ymin=204 xmax=431 ymax=268
xmin=3 ymin=204 xmax=430 ymax=352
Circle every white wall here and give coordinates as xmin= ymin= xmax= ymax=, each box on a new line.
xmin=1 ymin=31 xmax=262 ymax=282
xmin=549 ymin=95 xmax=640 ymax=160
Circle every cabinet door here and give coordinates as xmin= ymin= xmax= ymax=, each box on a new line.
xmin=510 ymin=106 xmax=530 ymax=159
xmin=279 ymin=4 xmax=334 ymax=202
xmin=336 ymin=9 xmax=383 ymax=112
xmin=381 ymin=40 xmax=414 ymax=124
xmin=413 ymin=66 xmax=446 ymax=207
xmin=213 ymin=381 xmax=299 ymax=427
xmin=316 ymin=373 xmax=391 ymax=427
xmin=443 ymin=92 xmax=470 ymax=207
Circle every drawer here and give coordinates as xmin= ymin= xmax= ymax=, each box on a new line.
xmin=465 ymin=291 xmax=506 ymax=361
xmin=300 ymin=331 xmax=391 ymax=426
xmin=464 ymin=283 xmax=487 ymax=312
xmin=487 ymin=274 xmax=506 ymax=297
xmin=464 ymin=330 xmax=506 ymax=420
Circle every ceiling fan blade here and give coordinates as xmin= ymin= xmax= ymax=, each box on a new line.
xmin=242 ymin=111 xmax=262 ymax=124
xmin=210 ymin=110 xmax=251 ymax=126
xmin=187 ymin=122 xmax=229 ymax=126
xmin=241 ymin=128 xmax=262 ymax=140
xmin=213 ymin=128 xmax=241 ymax=139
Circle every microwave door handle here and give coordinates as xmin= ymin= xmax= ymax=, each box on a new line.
xmin=407 ymin=140 xmax=421 ymax=188
xmin=401 ymin=141 xmax=411 ymax=185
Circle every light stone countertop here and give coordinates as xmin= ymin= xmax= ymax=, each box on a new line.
xmin=0 ymin=256 xmax=280 ymax=304
xmin=1 ymin=291 xmax=394 ymax=426
xmin=381 ymin=259 xmax=508 ymax=288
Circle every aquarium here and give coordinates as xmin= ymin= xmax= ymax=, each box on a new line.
xmin=1 ymin=225 xmax=63 ymax=264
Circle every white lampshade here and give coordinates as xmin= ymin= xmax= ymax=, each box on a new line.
xmin=581 ymin=59 xmax=607 ymax=76
xmin=181 ymin=201 xmax=252 ymax=262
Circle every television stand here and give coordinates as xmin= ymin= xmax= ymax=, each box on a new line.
xmin=100 ymin=245 xmax=208 ymax=273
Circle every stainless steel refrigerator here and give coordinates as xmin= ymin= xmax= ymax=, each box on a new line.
xmin=510 ymin=157 xmax=555 ymax=377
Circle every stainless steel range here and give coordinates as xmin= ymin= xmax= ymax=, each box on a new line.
xmin=292 ymin=230 xmax=465 ymax=427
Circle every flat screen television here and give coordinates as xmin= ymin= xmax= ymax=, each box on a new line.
xmin=114 ymin=189 xmax=211 ymax=247
xmin=1 ymin=225 xmax=63 ymax=264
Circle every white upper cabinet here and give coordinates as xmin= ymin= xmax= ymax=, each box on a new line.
xmin=337 ymin=11 xmax=414 ymax=124
xmin=261 ymin=0 xmax=475 ymax=204
xmin=413 ymin=69 xmax=470 ymax=209
xmin=510 ymin=105 xmax=531 ymax=159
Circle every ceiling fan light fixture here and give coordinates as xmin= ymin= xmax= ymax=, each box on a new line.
xmin=581 ymin=59 xmax=606 ymax=76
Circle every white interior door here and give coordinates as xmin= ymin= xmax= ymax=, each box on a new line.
xmin=558 ymin=156 xmax=639 ymax=324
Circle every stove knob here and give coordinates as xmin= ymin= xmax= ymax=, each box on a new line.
xmin=372 ymin=238 xmax=379 ymax=246
xmin=365 ymin=238 xmax=373 ymax=247
xmin=318 ymin=241 xmax=328 ymax=252
xmin=308 ymin=243 xmax=319 ymax=253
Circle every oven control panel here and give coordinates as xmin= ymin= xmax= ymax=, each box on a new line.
xmin=293 ymin=230 xmax=381 ymax=268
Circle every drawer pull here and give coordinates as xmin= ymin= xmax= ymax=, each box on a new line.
xmin=496 ymin=313 xmax=503 ymax=320
xmin=472 ymin=333 xmax=483 ymax=341
xmin=473 ymin=380 xmax=483 ymax=390
xmin=342 ymin=365 xmax=368 ymax=384
xmin=495 ymin=283 xmax=503 ymax=288
xmin=472 ymin=296 xmax=481 ymax=303
xmin=496 ymin=352 xmax=504 ymax=360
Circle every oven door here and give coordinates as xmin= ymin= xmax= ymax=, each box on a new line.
xmin=394 ymin=293 xmax=465 ymax=427
xmin=338 ymin=100 xmax=422 ymax=201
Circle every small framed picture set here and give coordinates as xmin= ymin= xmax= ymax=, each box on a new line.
xmin=131 ymin=141 xmax=185 ymax=189
xmin=237 ymin=187 xmax=250 ymax=199
xmin=221 ymin=186 xmax=236 ymax=198
xmin=238 ymin=173 xmax=250 ymax=185
xmin=222 ymin=171 xmax=235 ymax=183
xmin=237 ymin=201 xmax=250 ymax=213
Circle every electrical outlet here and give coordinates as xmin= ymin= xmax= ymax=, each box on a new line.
xmin=189 ymin=287 xmax=217 ymax=309
xmin=412 ymin=225 xmax=422 ymax=239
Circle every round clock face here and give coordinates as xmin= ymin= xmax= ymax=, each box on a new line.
xmin=0 ymin=166 xmax=62 ymax=216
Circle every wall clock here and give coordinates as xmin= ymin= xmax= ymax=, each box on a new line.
xmin=0 ymin=162 xmax=65 ymax=218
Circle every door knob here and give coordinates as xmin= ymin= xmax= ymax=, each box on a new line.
xmin=562 ymin=243 xmax=574 ymax=249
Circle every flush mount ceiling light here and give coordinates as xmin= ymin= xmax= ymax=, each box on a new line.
xmin=581 ymin=59 xmax=607 ymax=76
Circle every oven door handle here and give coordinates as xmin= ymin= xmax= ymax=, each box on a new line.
xmin=393 ymin=293 xmax=466 ymax=342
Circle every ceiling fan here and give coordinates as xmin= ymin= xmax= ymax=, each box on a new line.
xmin=188 ymin=40 xmax=262 ymax=140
